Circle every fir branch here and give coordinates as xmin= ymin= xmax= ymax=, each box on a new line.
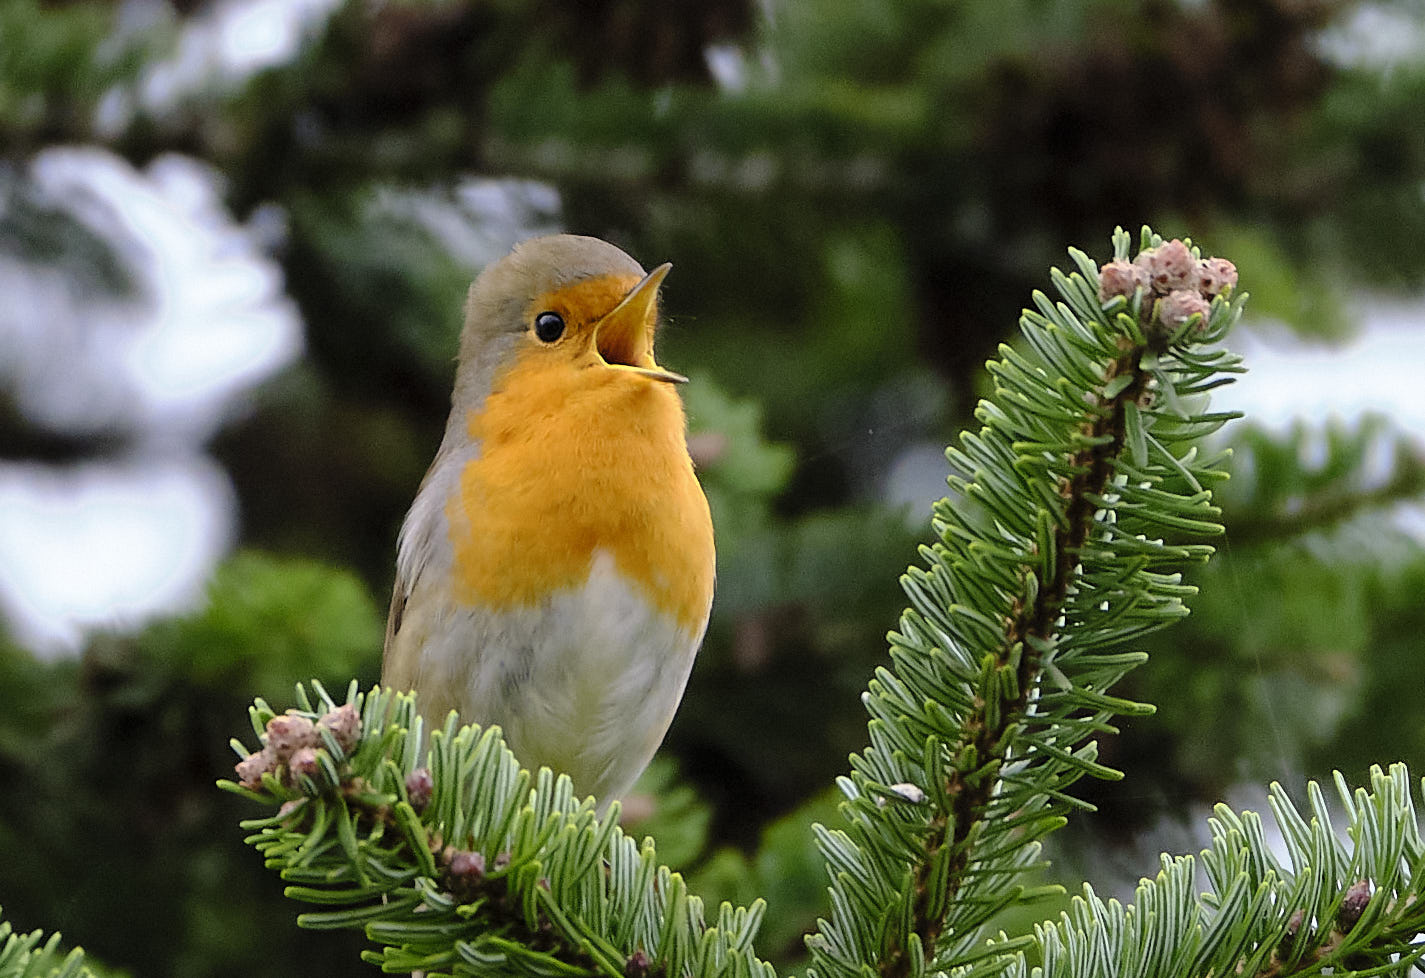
xmin=221 ymin=682 xmax=775 ymax=978
xmin=1005 ymin=764 xmax=1425 ymax=978
xmin=0 ymin=908 xmax=91 ymax=978
xmin=805 ymin=228 xmax=1247 ymax=978
xmin=893 ymin=307 xmax=1152 ymax=976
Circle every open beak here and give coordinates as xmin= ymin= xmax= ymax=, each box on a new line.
xmin=593 ymin=262 xmax=687 ymax=384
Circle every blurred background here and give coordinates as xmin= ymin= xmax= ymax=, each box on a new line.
xmin=3 ymin=0 xmax=1425 ymax=974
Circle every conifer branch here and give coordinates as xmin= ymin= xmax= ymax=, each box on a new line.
xmin=222 ymin=682 xmax=775 ymax=978
xmin=1005 ymin=764 xmax=1425 ymax=978
xmin=807 ymin=228 xmax=1246 ymax=978
xmin=0 ymin=908 xmax=92 ymax=978
xmin=892 ymin=300 xmax=1157 ymax=977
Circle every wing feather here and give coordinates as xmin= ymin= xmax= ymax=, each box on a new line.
xmin=382 ymin=437 xmax=475 ymax=687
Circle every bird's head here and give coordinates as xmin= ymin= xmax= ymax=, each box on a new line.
xmin=453 ymin=234 xmax=684 ymax=411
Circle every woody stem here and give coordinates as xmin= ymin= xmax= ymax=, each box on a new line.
xmin=880 ymin=343 xmax=1153 ymax=978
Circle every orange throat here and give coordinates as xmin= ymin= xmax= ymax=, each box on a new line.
xmin=447 ymin=354 xmax=714 ymax=631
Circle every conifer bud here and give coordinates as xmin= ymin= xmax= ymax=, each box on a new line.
xmin=265 ymin=713 xmax=318 ymax=761
xmin=1135 ymin=239 xmax=1196 ymax=293
xmin=288 ymin=746 xmax=321 ymax=784
xmin=318 ymin=703 xmax=362 ymax=755
xmin=1339 ymin=879 xmax=1371 ymax=932
xmin=1196 ymin=256 xmax=1239 ymax=296
xmin=626 ymin=949 xmax=651 ymax=978
xmin=235 ymin=747 xmax=276 ymax=789
xmin=443 ymin=847 xmax=486 ymax=902
xmin=405 ymin=767 xmax=434 ymax=811
xmin=1285 ymin=908 xmax=1304 ymax=939
xmin=1278 ymin=908 xmax=1305 ymax=955
xmin=1098 ymin=260 xmax=1150 ymax=303
xmin=1158 ymin=289 xmax=1211 ymax=329
xmin=448 ymin=849 xmax=486 ymax=880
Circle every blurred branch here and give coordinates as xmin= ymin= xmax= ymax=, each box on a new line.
xmin=1223 ymin=417 xmax=1425 ymax=547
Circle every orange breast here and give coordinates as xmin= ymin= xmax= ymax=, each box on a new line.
xmin=447 ymin=352 xmax=715 ymax=631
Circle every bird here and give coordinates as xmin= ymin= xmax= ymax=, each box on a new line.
xmin=382 ymin=234 xmax=716 ymax=805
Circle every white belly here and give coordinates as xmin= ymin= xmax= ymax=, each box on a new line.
xmin=411 ymin=550 xmax=702 ymax=803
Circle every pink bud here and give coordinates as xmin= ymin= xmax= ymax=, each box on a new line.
xmin=1158 ymin=289 xmax=1211 ymax=330
xmin=235 ymin=747 xmax=275 ymax=789
xmin=448 ymin=849 xmax=486 ymax=880
xmin=288 ymin=746 xmax=322 ymax=783
xmin=318 ymin=703 xmax=362 ymax=755
xmin=1277 ymin=908 xmax=1306 ymax=957
xmin=1339 ymin=879 xmax=1371 ymax=931
xmin=1097 ymin=260 xmax=1150 ymax=304
xmin=265 ymin=713 xmax=318 ymax=761
xmin=1135 ymin=239 xmax=1196 ymax=293
xmin=405 ymin=768 xmax=434 ymax=811
xmin=1196 ymin=256 xmax=1239 ymax=297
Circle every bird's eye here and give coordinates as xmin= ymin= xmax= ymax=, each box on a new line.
xmin=534 ymin=311 xmax=565 ymax=343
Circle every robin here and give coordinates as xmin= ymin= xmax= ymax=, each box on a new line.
xmin=382 ymin=234 xmax=716 ymax=805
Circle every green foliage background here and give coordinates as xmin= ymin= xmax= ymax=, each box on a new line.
xmin=2 ymin=1 xmax=1425 ymax=975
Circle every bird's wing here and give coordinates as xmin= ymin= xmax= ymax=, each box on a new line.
xmin=382 ymin=572 xmax=410 ymax=671
xmin=382 ymin=565 xmax=431 ymax=695
xmin=382 ymin=439 xmax=469 ymax=686
xmin=382 ymin=523 xmax=430 ymax=690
